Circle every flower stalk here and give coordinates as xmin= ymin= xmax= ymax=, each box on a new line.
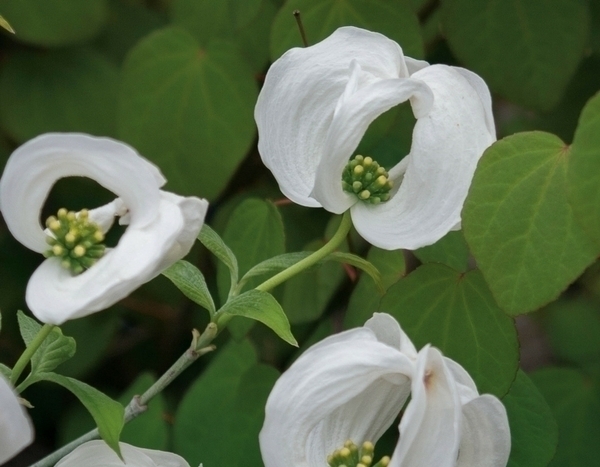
xmin=28 ymin=323 xmax=218 ymax=467
xmin=255 ymin=211 xmax=352 ymax=293
xmin=10 ymin=323 xmax=55 ymax=386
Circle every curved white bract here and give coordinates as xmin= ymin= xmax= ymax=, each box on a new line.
xmin=255 ymin=27 xmax=495 ymax=250
xmin=0 ymin=133 xmax=208 ymax=324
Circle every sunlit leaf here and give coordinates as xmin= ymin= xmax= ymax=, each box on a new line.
xmin=463 ymin=132 xmax=597 ymax=315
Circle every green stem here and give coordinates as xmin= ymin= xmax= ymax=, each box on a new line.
xmin=10 ymin=323 xmax=55 ymax=386
xmin=255 ymin=211 xmax=352 ymax=293
xmin=28 ymin=323 xmax=218 ymax=467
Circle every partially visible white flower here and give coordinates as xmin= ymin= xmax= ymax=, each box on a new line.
xmin=55 ymin=440 xmax=195 ymax=467
xmin=0 ymin=374 xmax=34 ymax=464
xmin=0 ymin=133 xmax=209 ymax=324
xmin=259 ymin=313 xmax=510 ymax=467
xmin=255 ymin=27 xmax=495 ymax=250
xmin=260 ymin=313 xmax=417 ymax=467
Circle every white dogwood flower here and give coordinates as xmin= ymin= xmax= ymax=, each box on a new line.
xmin=259 ymin=313 xmax=510 ymax=467
xmin=0 ymin=133 xmax=209 ymax=324
xmin=0 ymin=374 xmax=34 ymax=464
xmin=55 ymin=440 xmax=197 ymax=467
xmin=255 ymin=27 xmax=495 ymax=250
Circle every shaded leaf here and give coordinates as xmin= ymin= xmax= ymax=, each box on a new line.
xmin=0 ymin=0 xmax=108 ymax=46
xmin=442 ymin=0 xmax=589 ymax=110
xmin=38 ymin=372 xmax=124 ymax=456
xmin=0 ymin=49 xmax=119 ymax=142
xmin=163 ymin=260 xmax=216 ymax=315
xmin=118 ymin=27 xmax=258 ymax=200
xmin=174 ymin=340 xmax=257 ymax=466
xmin=270 ymin=0 xmax=423 ymax=60
xmin=218 ymin=198 xmax=285 ymax=301
xmin=531 ymin=368 xmax=600 ymax=466
xmin=198 ymin=224 xmax=239 ymax=298
xmin=381 ymin=264 xmax=519 ymax=396
xmin=17 ymin=311 xmax=76 ymax=376
xmin=503 ymin=370 xmax=558 ymax=467
xmin=218 ymin=290 xmax=297 ymax=346
xmin=414 ymin=230 xmax=470 ymax=272
xmin=344 ymin=247 xmax=406 ymax=329
xmin=568 ymin=92 xmax=600 ymax=245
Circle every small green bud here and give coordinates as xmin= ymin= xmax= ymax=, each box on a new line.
xmin=342 ymin=155 xmax=393 ymax=205
xmin=326 ymin=440 xmax=388 ymax=467
xmin=44 ymin=207 xmax=107 ymax=275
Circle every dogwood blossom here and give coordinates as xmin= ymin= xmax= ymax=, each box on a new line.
xmin=260 ymin=313 xmax=510 ymax=467
xmin=255 ymin=27 xmax=495 ymax=250
xmin=0 ymin=133 xmax=209 ymax=324
xmin=0 ymin=374 xmax=34 ymax=464
xmin=54 ymin=440 xmax=196 ymax=467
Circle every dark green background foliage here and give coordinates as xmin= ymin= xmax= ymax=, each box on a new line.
xmin=1 ymin=0 xmax=599 ymax=466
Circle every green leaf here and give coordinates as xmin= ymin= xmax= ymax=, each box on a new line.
xmin=503 ymin=370 xmax=558 ymax=467
xmin=171 ymin=0 xmax=276 ymax=72
xmin=442 ymin=0 xmax=589 ymax=111
xmin=531 ymin=368 xmax=600 ymax=466
xmin=118 ymin=27 xmax=258 ymax=200
xmin=270 ymin=0 xmax=423 ymax=60
xmin=328 ymin=251 xmax=383 ymax=294
xmin=174 ymin=340 xmax=258 ymax=467
xmin=59 ymin=373 xmax=168 ymax=450
xmin=0 ymin=49 xmax=119 ymax=142
xmin=218 ymin=290 xmax=297 ymax=346
xmin=92 ymin=0 xmax=166 ymax=64
xmin=176 ymin=362 xmax=278 ymax=467
xmin=539 ymin=297 xmax=600 ymax=366
xmin=463 ymin=132 xmax=598 ymax=315
xmin=58 ymin=313 xmax=119 ymax=379
xmin=414 ymin=230 xmax=470 ymax=272
xmin=163 ymin=260 xmax=216 ymax=315
xmin=344 ymin=247 xmax=406 ymax=329
xmin=198 ymin=224 xmax=239 ymax=298
xmin=239 ymin=252 xmax=312 ymax=290
xmin=38 ymin=372 xmax=124 ymax=456
xmin=281 ymin=238 xmax=346 ymax=325
xmin=226 ymin=364 xmax=280 ymax=467
xmin=568 ymin=92 xmax=600 ymax=245
xmin=218 ymin=198 xmax=286 ymax=302
xmin=0 ymin=0 xmax=108 ymax=46
xmin=17 ymin=311 xmax=76 ymax=376
xmin=0 ymin=15 xmax=15 ymax=33
xmin=381 ymin=264 xmax=518 ymax=396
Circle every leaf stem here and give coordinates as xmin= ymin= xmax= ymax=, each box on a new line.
xmin=10 ymin=323 xmax=55 ymax=386
xmin=255 ymin=211 xmax=352 ymax=293
xmin=28 ymin=323 xmax=218 ymax=467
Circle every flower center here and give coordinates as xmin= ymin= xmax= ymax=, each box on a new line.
xmin=327 ymin=440 xmax=390 ymax=467
xmin=43 ymin=208 xmax=106 ymax=275
xmin=341 ymin=155 xmax=393 ymax=204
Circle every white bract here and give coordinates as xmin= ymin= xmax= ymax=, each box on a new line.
xmin=0 ymin=374 xmax=34 ymax=465
xmin=260 ymin=313 xmax=510 ymax=467
xmin=55 ymin=440 xmax=197 ymax=467
xmin=0 ymin=133 xmax=209 ymax=325
xmin=255 ymin=27 xmax=495 ymax=250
